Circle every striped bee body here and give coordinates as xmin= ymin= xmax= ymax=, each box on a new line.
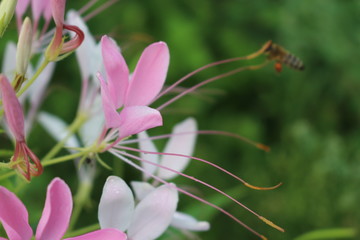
xmin=263 ymin=41 xmax=305 ymax=72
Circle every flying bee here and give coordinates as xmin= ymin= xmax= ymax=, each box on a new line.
xmin=262 ymin=40 xmax=305 ymax=72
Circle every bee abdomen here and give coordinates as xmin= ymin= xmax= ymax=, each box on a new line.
xmin=282 ymin=54 xmax=305 ymax=70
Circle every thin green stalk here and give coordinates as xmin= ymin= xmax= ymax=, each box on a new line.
xmin=0 ymin=171 xmax=15 ymax=181
xmin=42 ymin=113 xmax=88 ymax=163
xmin=0 ymin=162 xmax=10 ymax=168
xmin=42 ymin=151 xmax=88 ymax=167
xmin=0 ymin=151 xmax=88 ymax=181
xmin=0 ymin=149 xmax=13 ymax=156
xmin=63 ymin=223 xmax=99 ymax=238
xmin=16 ymin=59 xmax=49 ymax=97
xmin=68 ymin=182 xmax=93 ymax=231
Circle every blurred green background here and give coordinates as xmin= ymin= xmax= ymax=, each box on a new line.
xmin=1 ymin=0 xmax=360 ymax=239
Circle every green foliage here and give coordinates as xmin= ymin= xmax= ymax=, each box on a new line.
xmin=0 ymin=0 xmax=358 ymax=239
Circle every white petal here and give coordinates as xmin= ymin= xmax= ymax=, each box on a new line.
xmin=127 ymin=184 xmax=178 ymax=240
xmin=171 ymin=212 xmax=210 ymax=231
xmin=38 ymin=112 xmax=80 ymax=148
xmin=2 ymin=42 xmax=16 ymax=80
xmin=66 ymin=10 xmax=102 ymax=82
xmin=130 ymin=181 xmax=155 ymax=200
xmin=76 ymin=157 xmax=96 ymax=185
xmin=28 ymin=60 xmax=55 ymax=105
xmin=98 ymin=176 xmax=135 ymax=231
xmin=137 ymin=131 xmax=159 ymax=180
xmin=79 ymin=96 xmax=104 ymax=146
xmin=158 ymin=118 xmax=197 ymax=180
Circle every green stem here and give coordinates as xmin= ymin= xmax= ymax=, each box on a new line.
xmin=68 ymin=182 xmax=93 ymax=231
xmin=42 ymin=113 xmax=88 ymax=163
xmin=42 ymin=151 xmax=88 ymax=167
xmin=0 ymin=150 xmax=13 ymax=157
xmin=0 ymin=162 xmax=11 ymax=168
xmin=16 ymin=60 xmax=49 ymax=97
xmin=0 ymin=151 xmax=88 ymax=181
xmin=63 ymin=223 xmax=99 ymax=238
xmin=0 ymin=171 xmax=15 ymax=181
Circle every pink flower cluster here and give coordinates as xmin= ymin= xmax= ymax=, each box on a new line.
xmin=0 ymin=0 xmax=283 ymax=239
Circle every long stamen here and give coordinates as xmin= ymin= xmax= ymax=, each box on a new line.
xmin=103 ymin=63 xmax=269 ymax=151
xmin=122 ymin=130 xmax=270 ymax=152
xmin=83 ymin=0 xmax=119 ymax=22
xmin=38 ymin=20 xmax=51 ymax=44
xmin=157 ymin=62 xmax=269 ymax=111
xmin=109 ymin=149 xmax=271 ymax=240
xmin=116 ymin=145 xmax=281 ymax=190
xmin=119 ymin=149 xmax=283 ymax=230
xmin=78 ymin=0 xmax=99 ymax=15
xmin=155 ymin=42 xmax=271 ymax=102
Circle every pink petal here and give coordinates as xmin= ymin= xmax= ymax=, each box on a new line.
xmin=31 ymin=0 xmax=46 ymax=23
xmin=98 ymin=176 xmax=135 ymax=231
xmin=36 ymin=178 xmax=73 ymax=240
xmin=0 ymin=186 xmax=33 ymax=240
xmin=118 ymin=106 xmax=163 ymax=140
xmin=51 ymin=0 xmax=65 ymax=27
xmin=0 ymin=75 xmax=25 ymax=142
xmin=125 ymin=42 xmax=169 ymax=106
xmin=127 ymin=184 xmax=178 ymax=240
xmin=98 ymin=73 xmax=122 ymax=129
xmin=16 ymin=0 xmax=31 ymax=18
xmin=157 ymin=118 xmax=197 ymax=180
xmin=42 ymin=0 xmax=52 ymax=22
xmin=101 ymin=35 xmax=129 ymax=108
xmin=63 ymin=229 xmax=127 ymax=240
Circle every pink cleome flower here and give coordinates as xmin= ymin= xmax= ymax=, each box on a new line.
xmin=0 ymin=178 xmax=127 ymax=240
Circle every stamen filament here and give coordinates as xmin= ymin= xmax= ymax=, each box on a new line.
xmin=122 ymin=130 xmax=270 ymax=152
xmin=83 ymin=0 xmax=119 ymax=22
xmin=110 ymin=149 xmax=270 ymax=240
xmin=118 ymin=150 xmax=277 ymax=219
xmin=155 ymin=43 xmax=271 ymax=102
xmin=157 ymin=62 xmax=269 ymax=111
xmin=78 ymin=0 xmax=99 ymax=15
xmin=117 ymin=145 xmax=281 ymax=190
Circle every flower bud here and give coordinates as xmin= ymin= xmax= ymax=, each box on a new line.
xmin=0 ymin=74 xmax=43 ymax=181
xmin=45 ymin=0 xmax=84 ymax=62
xmin=13 ymin=17 xmax=32 ymax=91
xmin=16 ymin=17 xmax=32 ymax=74
xmin=0 ymin=74 xmax=25 ymax=141
xmin=0 ymin=0 xmax=18 ymax=37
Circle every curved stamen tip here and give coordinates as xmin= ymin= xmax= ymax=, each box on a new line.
xmin=244 ymin=182 xmax=282 ymax=191
xmin=259 ymin=216 xmax=285 ymax=232
xmin=261 ymin=40 xmax=273 ymax=53
xmin=256 ymin=143 xmax=271 ymax=152
xmin=260 ymin=235 xmax=268 ymax=240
